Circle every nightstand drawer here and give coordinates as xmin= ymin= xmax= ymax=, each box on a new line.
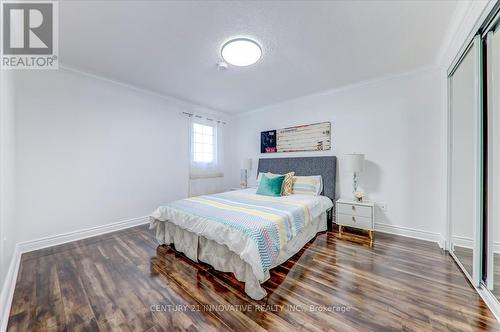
xmin=337 ymin=203 xmax=372 ymax=218
xmin=336 ymin=214 xmax=372 ymax=230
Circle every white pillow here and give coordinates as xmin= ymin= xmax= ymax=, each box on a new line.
xmin=255 ymin=172 xmax=284 ymax=186
xmin=255 ymin=172 xmax=267 ymax=187
xmin=292 ymin=175 xmax=323 ymax=195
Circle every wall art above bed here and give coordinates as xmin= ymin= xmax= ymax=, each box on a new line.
xmin=260 ymin=121 xmax=331 ymax=153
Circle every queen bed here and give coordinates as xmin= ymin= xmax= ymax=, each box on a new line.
xmin=149 ymin=156 xmax=336 ymax=300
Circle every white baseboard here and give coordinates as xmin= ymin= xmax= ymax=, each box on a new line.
xmin=0 ymin=215 xmax=149 ymax=331
xmin=494 ymin=241 xmax=500 ymax=254
xmin=449 ymin=235 xmax=500 ymax=253
xmin=17 ymin=216 xmax=149 ymax=253
xmin=374 ymin=222 xmax=446 ymax=249
xmin=451 ymin=235 xmax=473 ymax=250
xmin=0 ymin=246 xmax=20 ymax=332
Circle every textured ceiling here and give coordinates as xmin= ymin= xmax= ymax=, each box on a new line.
xmin=60 ymin=0 xmax=460 ymax=113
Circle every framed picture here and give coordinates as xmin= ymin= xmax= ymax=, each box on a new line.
xmin=261 ymin=122 xmax=331 ymax=153
xmin=261 ymin=130 xmax=277 ymax=153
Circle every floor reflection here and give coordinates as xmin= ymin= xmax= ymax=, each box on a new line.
xmin=453 ymin=245 xmax=473 ymax=277
xmin=11 ymin=224 xmax=488 ymax=331
xmin=493 ymin=253 xmax=500 ymax=302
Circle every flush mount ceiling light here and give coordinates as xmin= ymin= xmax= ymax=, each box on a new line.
xmin=221 ymin=38 xmax=262 ymax=67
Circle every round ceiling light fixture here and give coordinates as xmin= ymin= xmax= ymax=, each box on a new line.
xmin=221 ymin=38 xmax=262 ymax=67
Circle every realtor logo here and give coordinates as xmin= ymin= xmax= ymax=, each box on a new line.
xmin=1 ymin=1 xmax=58 ymax=69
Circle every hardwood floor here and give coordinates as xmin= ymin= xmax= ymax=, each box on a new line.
xmin=7 ymin=225 xmax=500 ymax=331
xmin=495 ymin=254 xmax=500 ymax=302
xmin=453 ymin=246 xmax=473 ymax=278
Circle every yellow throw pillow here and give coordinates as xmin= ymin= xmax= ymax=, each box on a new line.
xmin=281 ymin=172 xmax=295 ymax=196
xmin=268 ymin=172 xmax=295 ymax=195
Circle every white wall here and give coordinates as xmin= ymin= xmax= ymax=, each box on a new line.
xmin=0 ymin=70 xmax=17 ymax=321
xmin=13 ymin=68 xmax=236 ymax=244
xmin=234 ymin=68 xmax=445 ymax=242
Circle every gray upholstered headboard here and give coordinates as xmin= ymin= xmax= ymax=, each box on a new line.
xmin=257 ymin=156 xmax=337 ymax=201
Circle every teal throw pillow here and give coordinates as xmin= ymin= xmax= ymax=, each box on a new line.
xmin=256 ymin=174 xmax=285 ymax=197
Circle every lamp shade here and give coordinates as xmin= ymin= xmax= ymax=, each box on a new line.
xmin=344 ymin=153 xmax=365 ymax=173
xmin=241 ymin=158 xmax=252 ymax=170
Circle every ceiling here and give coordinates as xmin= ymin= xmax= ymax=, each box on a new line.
xmin=60 ymin=0 xmax=460 ymax=113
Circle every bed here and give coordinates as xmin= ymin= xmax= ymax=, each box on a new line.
xmin=149 ymin=156 xmax=336 ymax=300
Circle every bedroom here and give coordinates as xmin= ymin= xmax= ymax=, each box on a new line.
xmin=1 ymin=0 xmax=500 ymax=330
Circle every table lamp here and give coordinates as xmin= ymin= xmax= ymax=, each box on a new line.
xmin=344 ymin=153 xmax=365 ymax=200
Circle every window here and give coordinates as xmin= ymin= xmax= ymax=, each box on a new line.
xmin=189 ymin=119 xmax=223 ymax=179
xmin=192 ymin=123 xmax=215 ymax=163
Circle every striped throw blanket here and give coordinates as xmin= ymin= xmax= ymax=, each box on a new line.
xmin=153 ymin=191 xmax=314 ymax=275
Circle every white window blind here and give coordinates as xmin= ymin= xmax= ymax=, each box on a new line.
xmin=193 ymin=123 xmax=215 ymax=163
xmin=189 ymin=117 xmax=224 ymax=179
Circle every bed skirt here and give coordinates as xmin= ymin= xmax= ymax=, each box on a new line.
xmin=150 ymin=212 xmax=327 ymax=300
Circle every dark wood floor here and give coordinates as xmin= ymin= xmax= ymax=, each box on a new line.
xmin=453 ymin=246 xmax=500 ymax=304
xmin=7 ymin=225 xmax=500 ymax=331
xmin=453 ymin=246 xmax=473 ymax=279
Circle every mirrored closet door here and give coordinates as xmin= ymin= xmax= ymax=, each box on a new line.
xmin=448 ymin=35 xmax=482 ymax=286
xmin=486 ymin=11 xmax=500 ymax=302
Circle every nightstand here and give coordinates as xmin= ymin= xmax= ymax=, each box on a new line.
xmin=335 ymin=198 xmax=375 ymax=242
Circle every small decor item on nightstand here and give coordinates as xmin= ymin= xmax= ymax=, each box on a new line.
xmin=344 ymin=153 xmax=365 ymax=200
xmin=354 ymin=191 xmax=364 ymax=202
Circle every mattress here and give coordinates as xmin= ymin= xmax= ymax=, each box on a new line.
xmin=150 ymin=188 xmax=333 ymax=299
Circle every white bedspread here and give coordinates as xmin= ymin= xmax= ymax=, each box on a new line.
xmin=150 ymin=188 xmax=333 ymax=299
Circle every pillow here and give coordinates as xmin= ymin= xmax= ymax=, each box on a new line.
xmin=255 ymin=171 xmax=295 ymax=195
xmin=292 ymin=175 xmax=323 ymax=195
xmin=256 ymin=174 xmax=286 ymax=197
xmin=255 ymin=172 xmax=266 ymax=187
xmin=272 ymin=172 xmax=295 ymax=195
xmin=255 ymin=171 xmax=278 ymax=187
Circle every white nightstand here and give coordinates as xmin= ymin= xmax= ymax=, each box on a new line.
xmin=335 ymin=198 xmax=375 ymax=242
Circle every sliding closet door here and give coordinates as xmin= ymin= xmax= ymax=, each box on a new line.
xmin=448 ymin=35 xmax=482 ymax=286
xmin=486 ymin=15 xmax=500 ymax=298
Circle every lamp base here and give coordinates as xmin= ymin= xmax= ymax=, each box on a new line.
xmin=240 ymin=169 xmax=248 ymax=189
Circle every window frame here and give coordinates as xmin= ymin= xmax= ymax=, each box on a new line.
xmin=191 ymin=121 xmax=217 ymax=165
